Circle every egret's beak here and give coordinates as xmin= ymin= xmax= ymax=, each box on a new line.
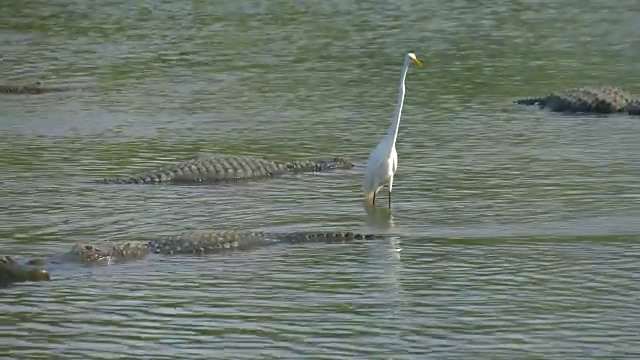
xmin=411 ymin=57 xmax=423 ymax=67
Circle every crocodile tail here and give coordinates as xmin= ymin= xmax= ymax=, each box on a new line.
xmin=98 ymin=177 xmax=145 ymax=185
xmin=514 ymin=96 xmax=547 ymax=106
xmin=110 ymin=178 xmax=133 ymax=184
xmin=274 ymin=231 xmax=382 ymax=244
xmin=286 ymin=157 xmax=354 ymax=172
xmin=98 ymin=178 xmax=118 ymax=184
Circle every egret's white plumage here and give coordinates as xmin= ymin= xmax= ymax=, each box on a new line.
xmin=363 ymin=52 xmax=422 ymax=208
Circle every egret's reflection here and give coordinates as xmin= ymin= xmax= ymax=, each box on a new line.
xmin=362 ymin=203 xmax=404 ymax=313
xmin=363 ymin=201 xmax=395 ymax=230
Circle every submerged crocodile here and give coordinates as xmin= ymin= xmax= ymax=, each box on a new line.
xmin=514 ymin=85 xmax=640 ymax=115
xmin=100 ymin=154 xmax=354 ymax=185
xmin=1 ymin=230 xmax=382 ymax=287
xmin=0 ymin=80 xmax=80 ymax=95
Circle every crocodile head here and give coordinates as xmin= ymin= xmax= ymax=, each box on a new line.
xmin=29 ymin=80 xmax=46 ymax=94
xmin=0 ymin=256 xmax=51 ymax=286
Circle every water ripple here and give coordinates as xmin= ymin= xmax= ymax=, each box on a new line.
xmin=1 ymin=0 xmax=640 ymax=358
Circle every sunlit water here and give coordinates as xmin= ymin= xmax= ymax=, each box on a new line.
xmin=1 ymin=0 xmax=639 ymax=358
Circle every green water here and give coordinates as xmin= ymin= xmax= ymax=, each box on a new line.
xmin=1 ymin=0 xmax=639 ymax=358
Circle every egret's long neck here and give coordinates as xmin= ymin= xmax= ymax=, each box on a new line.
xmin=386 ymin=56 xmax=410 ymax=146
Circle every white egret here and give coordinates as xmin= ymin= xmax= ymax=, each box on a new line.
xmin=362 ymin=52 xmax=422 ymax=208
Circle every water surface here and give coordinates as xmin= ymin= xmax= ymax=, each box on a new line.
xmin=1 ymin=0 xmax=639 ymax=358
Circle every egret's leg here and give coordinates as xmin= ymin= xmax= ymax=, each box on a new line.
xmin=387 ymin=176 xmax=394 ymax=208
xmin=372 ymin=192 xmax=376 ymax=205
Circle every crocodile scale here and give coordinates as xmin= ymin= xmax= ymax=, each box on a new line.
xmin=101 ymin=154 xmax=354 ymax=185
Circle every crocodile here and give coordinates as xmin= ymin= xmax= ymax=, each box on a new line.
xmin=0 ymin=80 xmax=79 ymax=95
xmin=100 ymin=154 xmax=354 ymax=185
xmin=0 ymin=230 xmax=383 ymax=287
xmin=514 ymin=85 xmax=640 ymax=115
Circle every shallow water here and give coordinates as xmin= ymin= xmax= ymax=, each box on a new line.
xmin=1 ymin=0 xmax=639 ymax=358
